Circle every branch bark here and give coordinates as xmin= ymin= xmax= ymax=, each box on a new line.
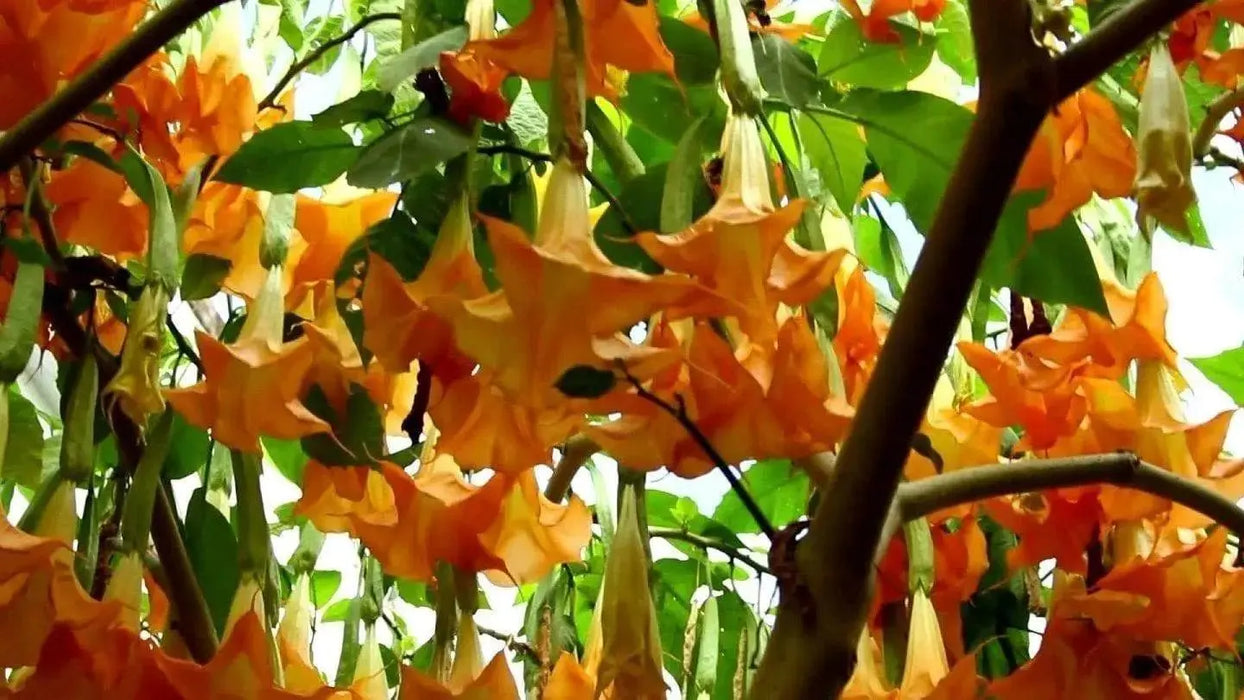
xmin=897 ymin=453 xmax=1244 ymax=538
xmin=0 ymin=0 xmax=233 ymax=171
xmin=753 ymin=0 xmax=1203 ymax=696
xmin=1192 ymin=84 xmax=1244 ymax=157
xmin=544 ymin=434 xmax=599 ymax=503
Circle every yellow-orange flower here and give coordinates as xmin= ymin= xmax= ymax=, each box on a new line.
xmin=471 ymin=0 xmax=676 ymax=101
xmin=42 ymin=157 xmax=149 ymax=259
xmin=1015 ymin=87 xmax=1137 ymax=233
xmin=291 ymin=188 xmax=398 ymax=296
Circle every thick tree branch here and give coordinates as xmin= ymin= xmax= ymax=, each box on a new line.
xmin=0 ymin=0 xmax=233 ymax=171
xmin=258 ymin=13 xmax=401 ymax=112
xmin=544 ymin=434 xmax=599 ymax=503
xmin=753 ymin=0 xmax=1056 ymax=696
xmin=1055 ymin=0 xmax=1204 ymax=101
xmin=897 ymin=453 xmax=1244 ymax=538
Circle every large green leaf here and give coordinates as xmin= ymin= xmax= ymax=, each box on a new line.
xmin=838 ymin=90 xmax=972 ymax=233
xmin=312 ymin=90 xmax=396 ymax=127
xmin=797 ymin=110 xmax=867 ymax=214
xmin=819 ymin=13 xmax=937 ymax=89
xmin=184 ymin=488 xmax=240 ymax=636
xmin=215 ymin=121 xmax=360 ymax=193
xmin=934 ymin=0 xmax=976 ymax=83
xmin=2 ymin=387 xmax=46 ymax=489
xmin=660 ymin=17 xmax=720 ymax=85
xmin=264 ymin=437 xmax=310 ymax=484
xmin=1192 ymin=346 xmax=1244 ymax=405
xmin=300 ymin=383 xmax=384 ymax=467
xmin=621 ymin=74 xmax=727 ymax=149
xmin=712 ymin=459 xmax=810 ymax=535
xmin=980 ymin=192 xmax=1109 ymax=317
xmin=376 ymin=26 xmax=469 ymax=91
xmin=753 ymin=34 xmax=821 ymax=108
xmin=162 ymin=413 xmax=210 ymax=480
xmin=347 ymin=117 xmax=473 ymax=188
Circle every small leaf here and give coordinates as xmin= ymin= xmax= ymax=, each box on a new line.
xmin=312 ymin=90 xmax=396 ymax=127
xmin=310 ymin=570 xmax=343 ymax=607
xmin=554 ymin=365 xmax=616 ymax=399
xmin=819 ymin=12 xmax=937 ymax=89
xmin=216 ymin=122 xmax=360 ymax=193
xmin=752 ymin=34 xmax=820 ymax=108
xmin=935 ymin=0 xmax=976 ymax=82
xmin=180 ymin=254 xmax=231 ymax=301
xmin=376 ymin=26 xmax=469 ymax=91
xmin=347 ymin=117 xmax=473 ymax=189
xmin=1191 ymin=346 xmax=1244 ymax=405
xmin=661 ymin=116 xmax=706 ymax=232
xmin=264 ymin=437 xmax=310 ymax=483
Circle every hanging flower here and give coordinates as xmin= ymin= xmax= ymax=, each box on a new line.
xmin=277 ymin=573 xmax=326 ymax=695
xmin=1133 ymin=42 xmax=1197 ymax=237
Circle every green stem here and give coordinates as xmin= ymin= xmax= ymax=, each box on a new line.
xmin=0 ymin=0 xmax=234 ymax=170
xmin=586 ymin=102 xmax=644 ymax=184
xmin=648 ymin=526 xmax=771 ymax=574
xmin=230 ymin=450 xmax=270 ymax=577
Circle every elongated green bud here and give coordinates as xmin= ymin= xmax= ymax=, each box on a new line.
xmin=60 ymin=352 xmax=99 ymax=484
xmin=0 ymin=262 xmax=45 ymax=383
xmin=231 ymin=450 xmax=270 ymax=577
xmin=119 ymin=410 xmax=174 ymax=551
xmin=260 ymin=194 xmax=295 ymax=270
xmin=711 ymin=0 xmax=765 ymax=115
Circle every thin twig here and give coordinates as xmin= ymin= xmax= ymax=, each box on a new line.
xmin=617 ymin=364 xmax=776 ymax=541
xmin=649 ymin=526 xmax=772 ymax=575
xmin=400 ymin=361 xmax=433 ymax=446
xmin=0 ymin=0 xmax=233 ymax=171
xmin=258 ymin=13 xmax=402 ymax=111
xmin=166 ymin=315 xmax=204 ymax=373
xmin=477 ymin=144 xmax=639 ymax=235
xmin=476 ymin=623 xmax=541 ymax=661
xmin=1192 ymin=84 xmax=1244 ymax=157
xmin=897 ymin=452 xmax=1244 ymax=537
xmin=17 ymin=158 xmax=68 ymax=270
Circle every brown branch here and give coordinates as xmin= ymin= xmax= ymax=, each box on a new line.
xmin=17 ymin=158 xmax=67 ymax=270
xmin=897 ymin=453 xmax=1244 ymax=538
xmin=1055 ymin=0 xmax=1205 ymax=101
xmin=258 ymin=13 xmax=401 ymax=112
xmin=1193 ymin=85 xmax=1244 ymax=158
xmin=752 ymin=0 xmax=1058 ymax=695
xmin=0 ymin=0 xmax=233 ymax=171
xmin=544 ymin=434 xmax=599 ymax=503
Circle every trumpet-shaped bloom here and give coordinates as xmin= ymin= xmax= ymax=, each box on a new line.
xmin=840 ymin=0 xmax=947 ymax=43
xmin=470 ymin=0 xmax=676 ymax=100
xmin=292 ymin=189 xmax=398 ymax=293
xmin=398 ymin=653 xmax=520 ymax=699
xmin=277 ymin=574 xmax=324 ymax=695
xmin=597 ymin=489 xmax=665 ymax=698
xmin=1015 ymin=87 xmax=1137 ymax=233
xmin=165 ymin=266 xmax=329 ymax=452
xmin=43 ymin=157 xmax=149 ymax=259
xmin=429 ymin=158 xmax=731 ymax=410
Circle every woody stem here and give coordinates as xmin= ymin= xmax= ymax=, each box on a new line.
xmin=0 ymin=0 xmax=234 ymax=171
xmin=258 ymin=12 xmax=402 ymax=111
xmin=897 ymin=452 xmax=1244 ymax=536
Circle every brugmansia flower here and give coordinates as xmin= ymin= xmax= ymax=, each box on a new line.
xmin=596 ymin=488 xmax=665 ymax=698
xmin=290 ymin=186 xmax=398 ymax=302
xmin=103 ymin=283 xmax=171 ymax=426
xmin=1015 ymin=87 xmax=1137 ymax=233
xmin=636 ymin=111 xmax=845 ymax=348
xmin=298 ymin=441 xmax=590 ymax=585
xmin=165 ymin=265 xmax=330 ymax=452
xmin=429 ymin=157 xmax=730 ymax=411
xmin=277 ymin=573 xmax=324 ymax=694
xmin=839 ymin=0 xmax=947 ymax=43
xmin=399 ymin=611 xmax=520 ymax=698
xmin=351 ymin=625 xmax=388 ymax=699
xmin=439 ymin=0 xmax=510 ymax=124
xmin=1133 ymin=42 xmax=1197 ymax=237
xmin=43 ymin=157 xmax=150 ymax=259
xmin=683 ymin=0 xmax=814 ymax=42
xmin=470 ymin=0 xmax=677 ymax=100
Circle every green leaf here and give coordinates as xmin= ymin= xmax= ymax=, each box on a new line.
xmin=376 ymin=26 xmax=469 ymax=91
xmin=1192 ymin=346 xmax=1244 ymax=405
xmin=310 ymin=570 xmax=343 ymax=607
xmin=555 ymin=365 xmax=617 ymax=399
xmin=338 ymin=212 xmax=437 ymax=288
xmin=216 ymin=122 xmax=359 ymax=193
xmin=819 ymin=13 xmax=937 ymax=89
xmin=797 ymin=111 xmax=867 ymax=214
xmin=595 ymin=162 xmax=714 ymax=272
xmin=304 ymin=15 xmax=346 ymax=75
xmin=839 ymin=90 xmax=972 ymax=232
xmin=753 ymin=34 xmax=820 ymax=108
xmin=163 ymin=414 xmax=210 ymax=480
xmin=2 ymin=387 xmax=46 ymax=489
xmin=300 ymin=383 xmax=385 ymax=466
xmin=980 ymin=193 xmax=1109 ymax=317
xmin=322 ymin=597 xmax=355 ymax=623
xmin=621 ymin=75 xmax=727 ymax=149
xmin=347 ymin=117 xmax=473 ymax=189
xmin=647 ymin=491 xmax=748 ymax=552
xmin=264 ymin=437 xmax=310 ymax=484
xmin=396 ymin=579 xmax=434 ymax=607
xmin=185 ymin=488 xmax=241 ymax=636
xmin=712 ymin=459 xmax=809 ymax=534
xmin=180 ymin=254 xmax=231 ymax=301
xmin=853 ymin=213 xmax=908 ymax=299
xmin=660 ymin=117 xmax=706 ymax=232
xmin=312 ymin=90 xmax=396 ymax=127
xmin=934 ymin=0 xmax=976 ymax=82
xmin=660 ymin=17 xmax=719 ymax=85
